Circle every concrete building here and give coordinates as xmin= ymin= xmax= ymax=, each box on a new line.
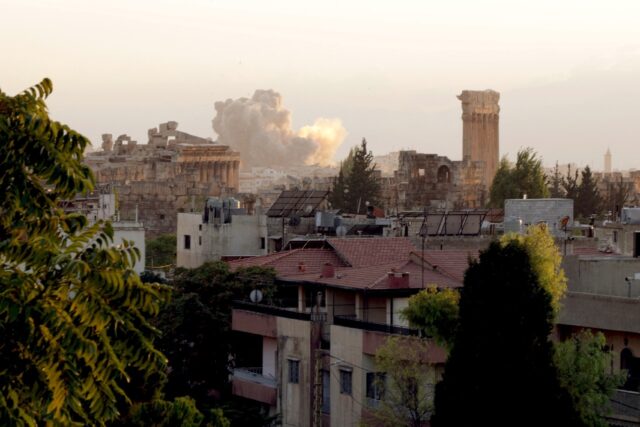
xmin=176 ymin=200 xmax=268 ymax=269
xmin=86 ymin=121 xmax=241 ymax=237
xmin=227 ymin=237 xmax=473 ymax=426
xmin=504 ymin=198 xmax=573 ymax=237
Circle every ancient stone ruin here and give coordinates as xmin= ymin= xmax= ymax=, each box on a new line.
xmin=86 ymin=122 xmax=240 ymax=237
xmin=381 ymin=90 xmax=500 ymax=211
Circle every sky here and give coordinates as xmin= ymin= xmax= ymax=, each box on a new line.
xmin=2 ymin=0 xmax=640 ymax=169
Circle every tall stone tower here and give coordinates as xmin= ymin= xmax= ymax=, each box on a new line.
xmin=604 ymin=148 xmax=612 ymax=175
xmin=458 ymin=90 xmax=500 ymax=188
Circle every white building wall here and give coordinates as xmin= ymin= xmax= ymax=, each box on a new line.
xmin=262 ymin=337 xmax=277 ymax=379
xmin=504 ymin=198 xmax=573 ymax=236
xmin=112 ymin=221 xmax=145 ymax=274
xmin=177 ymin=213 xmax=268 ymax=269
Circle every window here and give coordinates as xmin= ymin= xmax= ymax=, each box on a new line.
xmin=198 ymin=224 xmax=202 ymax=231
xmin=184 ymin=235 xmax=191 ymax=250
xmin=366 ymin=372 xmax=386 ymax=402
xmin=339 ymin=368 xmax=352 ymax=395
xmin=260 ymin=237 xmax=266 ymax=249
xmin=198 ymin=235 xmax=202 ymax=246
xmin=288 ymin=359 xmax=300 ymax=384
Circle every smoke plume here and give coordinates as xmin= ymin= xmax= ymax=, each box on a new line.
xmin=212 ymin=90 xmax=345 ymax=168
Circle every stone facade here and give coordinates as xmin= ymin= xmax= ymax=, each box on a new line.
xmin=86 ymin=122 xmax=240 ymax=237
xmin=379 ymin=90 xmax=499 ymax=213
xmin=458 ymin=90 xmax=500 ymax=188
xmin=386 ymin=151 xmax=487 ymax=211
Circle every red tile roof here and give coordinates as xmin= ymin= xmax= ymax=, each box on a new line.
xmin=227 ymin=238 xmax=475 ymax=291
xmin=228 ymin=248 xmax=347 ymax=277
xmin=417 ymin=250 xmax=478 ymax=282
xmin=284 ymin=260 xmax=461 ymax=291
xmin=327 ymin=237 xmax=416 ymax=267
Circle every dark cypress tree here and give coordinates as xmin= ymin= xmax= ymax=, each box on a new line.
xmin=562 ymin=165 xmax=579 ymax=201
xmin=329 ymin=138 xmax=380 ymax=213
xmin=431 ymin=242 xmax=583 ymax=427
xmin=328 ymin=166 xmax=348 ymax=210
xmin=575 ymin=165 xmax=603 ymax=219
xmin=548 ymin=161 xmax=565 ymax=198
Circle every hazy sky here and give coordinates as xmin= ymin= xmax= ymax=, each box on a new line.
xmin=2 ymin=0 xmax=640 ymax=169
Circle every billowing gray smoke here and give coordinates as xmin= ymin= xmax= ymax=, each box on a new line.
xmin=212 ymin=90 xmax=345 ymax=169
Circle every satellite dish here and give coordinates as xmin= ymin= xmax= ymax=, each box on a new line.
xmin=249 ymin=289 xmax=263 ymax=303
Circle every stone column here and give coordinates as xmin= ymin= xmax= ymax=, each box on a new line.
xmin=458 ymin=90 xmax=500 ymax=188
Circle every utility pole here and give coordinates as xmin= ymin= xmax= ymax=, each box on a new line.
xmin=420 ymin=206 xmax=428 ymax=289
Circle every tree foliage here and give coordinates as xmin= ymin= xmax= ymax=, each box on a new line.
xmin=146 ymin=234 xmax=177 ymax=268
xmin=127 ymin=396 xmax=205 ymax=427
xmin=555 ymin=330 xmax=626 ymax=427
xmin=563 ymin=165 xmax=580 ymax=201
xmin=402 ymin=287 xmax=460 ymax=349
xmin=603 ymin=176 xmax=634 ymax=219
xmin=431 ymin=242 xmax=582 ymax=426
xmin=156 ymin=262 xmax=276 ymax=407
xmin=0 ymin=79 xmax=169 ymax=425
xmin=548 ymin=162 xmax=566 ymax=198
xmin=370 ymin=336 xmax=436 ymax=427
xmin=329 ymin=138 xmax=380 ymax=213
xmin=575 ymin=166 xmax=603 ymax=219
xmin=501 ymin=225 xmax=567 ymax=314
xmin=489 ymin=148 xmax=549 ymax=207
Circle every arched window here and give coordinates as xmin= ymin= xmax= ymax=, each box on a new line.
xmin=437 ymin=165 xmax=451 ymax=183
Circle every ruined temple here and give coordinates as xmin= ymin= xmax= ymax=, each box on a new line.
xmin=381 ymin=90 xmax=499 ymax=212
xmin=86 ymin=121 xmax=240 ymax=237
xmin=392 ymin=151 xmax=486 ymax=210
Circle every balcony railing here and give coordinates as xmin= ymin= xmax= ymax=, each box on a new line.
xmin=333 ymin=315 xmax=420 ymax=336
xmin=233 ymin=367 xmax=277 ymax=387
xmin=232 ymin=300 xmax=311 ymax=321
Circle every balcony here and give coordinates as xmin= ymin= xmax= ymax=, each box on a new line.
xmin=333 ymin=315 xmax=420 ymax=336
xmin=232 ymin=367 xmax=277 ymax=406
xmin=233 ymin=367 xmax=277 ymax=387
xmin=233 ymin=300 xmax=311 ymax=321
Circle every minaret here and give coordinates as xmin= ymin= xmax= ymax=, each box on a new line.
xmin=458 ymin=90 xmax=500 ymax=188
xmin=604 ymin=148 xmax=612 ymax=175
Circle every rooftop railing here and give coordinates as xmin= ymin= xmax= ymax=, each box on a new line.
xmin=333 ymin=315 xmax=420 ymax=336
xmin=232 ymin=300 xmax=311 ymax=321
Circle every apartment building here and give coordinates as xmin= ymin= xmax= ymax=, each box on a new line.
xmin=227 ymin=237 xmax=472 ymax=426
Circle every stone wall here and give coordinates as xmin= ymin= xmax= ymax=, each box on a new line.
xmin=386 ymin=150 xmax=486 ymax=211
xmin=86 ymin=122 xmax=241 ymax=237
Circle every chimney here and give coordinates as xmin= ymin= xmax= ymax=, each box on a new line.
xmin=387 ymin=271 xmax=410 ymax=288
xmin=321 ymin=262 xmax=335 ymax=278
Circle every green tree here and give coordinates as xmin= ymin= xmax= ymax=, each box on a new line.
xmin=575 ymin=165 xmax=603 ymax=219
xmin=489 ymin=148 xmax=549 ymax=207
xmin=0 ymin=79 xmax=169 ymax=425
xmin=431 ymin=242 xmax=582 ymax=426
xmin=127 ymin=396 xmax=205 ymax=427
xmin=402 ymin=287 xmax=460 ymax=349
xmin=603 ymin=176 xmax=633 ymax=219
xmin=501 ymin=225 xmax=568 ymax=314
xmin=146 ymin=234 xmax=177 ymax=267
xmin=563 ymin=164 xmax=580 ymax=201
xmin=369 ymin=336 xmax=436 ymax=427
xmin=156 ymin=262 xmax=276 ymax=407
xmin=330 ymin=138 xmax=380 ymax=213
xmin=555 ymin=330 xmax=626 ymax=427
xmin=548 ymin=161 xmax=566 ymax=198
xmin=327 ymin=167 xmax=348 ymax=211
